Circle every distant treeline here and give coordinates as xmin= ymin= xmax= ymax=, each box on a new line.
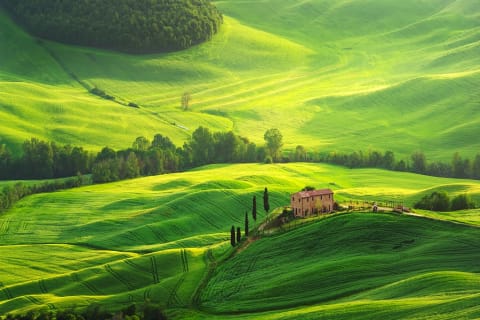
xmin=0 ymin=127 xmax=263 ymax=183
xmin=1 ymin=0 xmax=222 ymax=53
xmin=1 ymin=128 xmax=480 ymax=186
xmin=0 ymin=176 xmax=87 ymax=213
xmin=2 ymin=130 xmax=480 ymax=183
xmin=310 ymin=149 xmax=480 ymax=180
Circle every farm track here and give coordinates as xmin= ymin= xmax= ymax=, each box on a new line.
xmin=143 ymin=288 xmax=151 ymax=301
xmin=146 ymin=225 xmax=168 ymax=243
xmin=26 ymin=295 xmax=42 ymax=305
xmin=181 ymin=249 xmax=189 ymax=273
xmin=167 ymin=275 xmax=185 ymax=307
xmin=81 ymin=279 xmax=101 ymax=296
xmin=38 ymin=279 xmax=48 ymax=294
xmin=105 ymin=264 xmax=135 ymax=291
xmin=124 ymin=258 xmax=151 ymax=274
xmin=150 ymin=256 xmax=160 ymax=284
xmin=1 ymin=287 xmax=13 ymax=300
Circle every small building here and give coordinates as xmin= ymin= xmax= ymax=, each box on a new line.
xmin=291 ymin=189 xmax=334 ymax=217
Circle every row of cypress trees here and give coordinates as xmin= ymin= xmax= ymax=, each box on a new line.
xmin=230 ymin=188 xmax=270 ymax=247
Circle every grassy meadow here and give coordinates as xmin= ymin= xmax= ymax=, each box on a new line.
xmin=1 ymin=0 xmax=479 ymax=159
xmin=0 ymin=163 xmax=480 ymax=317
xmin=1 ymin=0 xmax=480 ymax=318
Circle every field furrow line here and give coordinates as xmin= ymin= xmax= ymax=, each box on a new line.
xmin=105 ymin=264 xmax=135 ymax=291
xmin=143 ymin=288 xmax=151 ymax=302
xmin=146 ymin=225 xmax=168 ymax=243
xmin=180 ymin=249 xmax=189 ymax=273
xmin=150 ymin=256 xmax=160 ymax=284
xmin=38 ymin=279 xmax=48 ymax=294
xmin=167 ymin=275 xmax=185 ymax=307
xmin=2 ymin=287 xmax=13 ymax=300
xmin=124 ymin=258 xmax=151 ymax=274
xmin=26 ymin=295 xmax=42 ymax=305
xmin=47 ymin=303 xmax=56 ymax=310
xmin=81 ymin=280 xmax=101 ymax=295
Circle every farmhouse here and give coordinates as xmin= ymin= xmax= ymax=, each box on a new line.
xmin=291 ymin=189 xmax=334 ymax=217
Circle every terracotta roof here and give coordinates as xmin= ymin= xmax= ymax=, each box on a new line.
xmin=294 ymin=189 xmax=334 ymax=198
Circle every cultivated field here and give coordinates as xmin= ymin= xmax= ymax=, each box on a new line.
xmin=1 ymin=0 xmax=479 ymax=159
xmin=1 ymin=163 xmax=479 ymax=317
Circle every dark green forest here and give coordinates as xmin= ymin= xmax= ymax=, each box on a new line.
xmin=1 ymin=0 xmax=223 ymax=53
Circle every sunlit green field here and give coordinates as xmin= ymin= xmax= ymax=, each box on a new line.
xmin=1 ymin=0 xmax=480 ymax=317
xmin=1 ymin=0 xmax=479 ymax=159
xmin=1 ymin=163 xmax=480 ymax=317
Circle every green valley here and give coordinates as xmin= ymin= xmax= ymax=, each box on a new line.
xmin=1 ymin=0 xmax=479 ymax=159
xmin=1 ymin=0 xmax=480 ymax=318
xmin=0 ymin=164 xmax=480 ymax=318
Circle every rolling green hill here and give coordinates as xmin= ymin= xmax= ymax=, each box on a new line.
xmin=1 ymin=163 xmax=480 ymax=317
xmin=200 ymin=213 xmax=480 ymax=319
xmin=1 ymin=0 xmax=479 ymax=159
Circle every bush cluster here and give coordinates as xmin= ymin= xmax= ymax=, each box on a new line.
xmin=414 ymin=191 xmax=476 ymax=211
xmin=1 ymin=0 xmax=222 ymax=53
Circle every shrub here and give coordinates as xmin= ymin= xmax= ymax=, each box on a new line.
xmin=451 ymin=194 xmax=476 ymax=211
xmin=414 ymin=191 xmax=450 ymax=211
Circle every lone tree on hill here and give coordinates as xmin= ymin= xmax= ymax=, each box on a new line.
xmin=230 ymin=225 xmax=236 ymax=247
xmin=264 ymin=128 xmax=283 ymax=162
xmin=245 ymin=211 xmax=249 ymax=237
xmin=263 ymin=187 xmax=270 ymax=213
xmin=237 ymin=227 xmax=241 ymax=243
xmin=252 ymin=195 xmax=257 ymax=221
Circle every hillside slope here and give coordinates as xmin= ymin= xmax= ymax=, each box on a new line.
xmin=200 ymin=213 xmax=480 ymax=319
xmin=1 ymin=163 xmax=480 ymax=316
xmin=0 ymin=0 xmax=479 ymax=159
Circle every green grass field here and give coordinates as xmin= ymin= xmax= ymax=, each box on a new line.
xmin=1 ymin=0 xmax=479 ymax=159
xmin=1 ymin=163 xmax=479 ymax=317
xmin=1 ymin=0 xmax=480 ymax=318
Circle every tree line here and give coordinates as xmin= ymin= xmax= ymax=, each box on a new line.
xmin=0 ymin=176 xmax=87 ymax=213
xmin=1 ymin=0 xmax=222 ymax=53
xmin=293 ymin=148 xmax=480 ymax=180
xmin=0 ymin=127 xmax=271 ymax=183
xmin=2 ymin=128 xmax=480 ymax=185
xmin=231 ymin=187 xmax=270 ymax=247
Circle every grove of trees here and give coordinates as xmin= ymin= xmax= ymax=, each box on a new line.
xmin=1 ymin=0 xmax=223 ymax=53
xmin=414 ymin=192 xmax=475 ymax=211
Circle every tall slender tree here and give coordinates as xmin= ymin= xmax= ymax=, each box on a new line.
xmin=252 ymin=196 xmax=257 ymax=221
xmin=236 ymin=227 xmax=241 ymax=243
xmin=245 ymin=211 xmax=249 ymax=237
xmin=230 ymin=225 xmax=236 ymax=247
xmin=263 ymin=187 xmax=270 ymax=213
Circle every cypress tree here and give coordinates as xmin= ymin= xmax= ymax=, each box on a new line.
xmin=237 ymin=227 xmax=241 ymax=243
xmin=252 ymin=195 xmax=257 ymax=221
xmin=230 ymin=225 xmax=236 ymax=247
xmin=263 ymin=187 xmax=270 ymax=213
xmin=245 ymin=211 xmax=249 ymax=237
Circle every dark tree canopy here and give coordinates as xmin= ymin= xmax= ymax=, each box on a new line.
xmin=1 ymin=0 xmax=223 ymax=53
xmin=263 ymin=187 xmax=270 ymax=213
